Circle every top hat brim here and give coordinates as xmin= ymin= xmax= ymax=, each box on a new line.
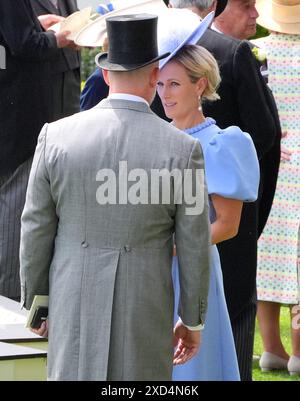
xmin=159 ymin=11 xmax=214 ymax=69
xmin=95 ymin=51 xmax=170 ymax=71
xmin=256 ymin=0 xmax=300 ymax=35
xmin=215 ymin=0 xmax=227 ymax=17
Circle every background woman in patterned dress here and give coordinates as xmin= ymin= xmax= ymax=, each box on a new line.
xmin=254 ymin=0 xmax=300 ymax=376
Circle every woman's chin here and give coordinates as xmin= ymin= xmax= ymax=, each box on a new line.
xmin=163 ymin=109 xmax=175 ymax=121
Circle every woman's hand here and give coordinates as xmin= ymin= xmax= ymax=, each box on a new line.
xmin=281 ymin=145 xmax=292 ymax=162
xmin=281 ymin=132 xmax=292 ymax=162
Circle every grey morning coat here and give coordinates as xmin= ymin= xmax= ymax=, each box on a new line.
xmin=20 ymin=99 xmax=211 ymax=380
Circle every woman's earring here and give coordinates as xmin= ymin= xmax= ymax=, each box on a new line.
xmin=198 ymin=96 xmax=202 ymax=111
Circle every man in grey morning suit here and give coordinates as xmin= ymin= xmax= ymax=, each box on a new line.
xmin=20 ymin=14 xmax=211 ymax=381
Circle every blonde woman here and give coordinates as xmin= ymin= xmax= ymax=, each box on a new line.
xmin=157 ymin=43 xmax=259 ymax=380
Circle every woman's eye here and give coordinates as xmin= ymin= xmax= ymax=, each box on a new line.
xmin=157 ymin=82 xmax=163 ymax=87
xmin=171 ymin=82 xmax=179 ymax=87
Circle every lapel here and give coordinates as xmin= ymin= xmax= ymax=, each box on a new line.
xmin=33 ymin=0 xmax=58 ymax=14
xmin=32 ymin=0 xmax=78 ymax=17
xmin=66 ymin=0 xmax=78 ymax=13
xmin=59 ymin=0 xmax=79 ymax=16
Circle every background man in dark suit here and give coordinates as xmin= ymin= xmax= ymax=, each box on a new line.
xmin=30 ymin=0 xmax=81 ymax=121
xmin=214 ymin=0 xmax=282 ymax=237
xmin=158 ymin=0 xmax=281 ymax=380
xmin=0 ymin=0 xmax=75 ymax=301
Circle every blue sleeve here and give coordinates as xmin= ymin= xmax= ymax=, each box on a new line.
xmin=205 ymin=126 xmax=260 ymax=202
xmin=80 ymin=68 xmax=109 ymax=111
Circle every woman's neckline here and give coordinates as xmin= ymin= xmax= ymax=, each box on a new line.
xmin=183 ymin=117 xmax=216 ymax=135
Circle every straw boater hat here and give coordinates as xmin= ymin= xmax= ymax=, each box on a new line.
xmin=75 ymin=0 xmax=167 ymax=47
xmin=256 ymin=0 xmax=300 ymax=34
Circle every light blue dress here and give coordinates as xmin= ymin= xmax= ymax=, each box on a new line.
xmin=173 ymin=118 xmax=259 ymax=381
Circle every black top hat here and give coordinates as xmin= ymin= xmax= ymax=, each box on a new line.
xmin=95 ymin=14 xmax=170 ymax=71
xmin=215 ymin=0 xmax=227 ymax=17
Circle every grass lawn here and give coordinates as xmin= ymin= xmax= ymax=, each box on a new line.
xmin=253 ymin=307 xmax=300 ymax=381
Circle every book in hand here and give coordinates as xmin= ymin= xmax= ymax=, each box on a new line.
xmin=25 ymin=295 xmax=49 ymax=329
xmin=48 ymin=7 xmax=97 ymax=40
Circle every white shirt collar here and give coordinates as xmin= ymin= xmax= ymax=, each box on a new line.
xmin=211 ymin=22 xmax=223 ymax=34
xmin=108 ymin=93 xmax=149 ymax=106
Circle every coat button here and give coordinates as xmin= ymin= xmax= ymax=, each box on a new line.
xmin=81 ymin=241 xmax=89 ymax=248
xmin=124 ymin=245 xmax=131 ymax=252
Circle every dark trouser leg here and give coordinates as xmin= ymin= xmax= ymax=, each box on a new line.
xmin=0 ymin=158 xmax=32 ymax=300
xmin=231 ymin=297 xmax=257 ymax=381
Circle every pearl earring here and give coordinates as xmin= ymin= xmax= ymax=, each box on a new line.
xmin=198 ymin=96 xmax=202 ymax=111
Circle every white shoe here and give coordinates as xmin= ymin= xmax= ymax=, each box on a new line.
xmin=288 ymin=355 xmax=300 ymax=376
xmin=259 ymin=352 xmax=288 ymax=372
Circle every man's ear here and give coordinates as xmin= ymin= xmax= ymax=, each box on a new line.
xmin=150 ymin=66 xmax=159 ymax=88
xmin=213 ymin=0 xmax=218 ymax=13
xmin=102 ymin=68 xmax=110 ymax=86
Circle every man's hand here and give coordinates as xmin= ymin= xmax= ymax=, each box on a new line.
xmin=55 ymin=31 xmax=80 ymax=49
xmin=173 ymin=320 xmax=201 ymax=365
xmin=30 ymin=320 xmax=48 ymax=338
xmin=38 ymin=14 xmax=64 ymax=30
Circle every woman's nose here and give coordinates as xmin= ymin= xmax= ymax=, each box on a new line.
xmin=162 ymin=86 xmax=170 ymax=98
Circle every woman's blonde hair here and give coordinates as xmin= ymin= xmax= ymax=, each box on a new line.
xmin=173 ymin=44 xmax=221 ymax=102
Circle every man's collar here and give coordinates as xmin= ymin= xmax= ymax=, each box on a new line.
xmin=108 ymin=93 xmax=149 ymax=106
xmin=96 ymin=97 xmax=153 ymax=115
xmin=211 ymin=22 xmax=223 ymax=34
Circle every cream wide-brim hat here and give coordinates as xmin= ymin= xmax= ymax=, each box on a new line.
xmin=74 ymin=0 xmax=167 ymax=47
xmin=256 ymin=0 xmax=300 ymax=34
xmin=49 ymin=7 xmax=94 ymax=40
xmin=158 ymin=10 xmax=214 ymax=69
